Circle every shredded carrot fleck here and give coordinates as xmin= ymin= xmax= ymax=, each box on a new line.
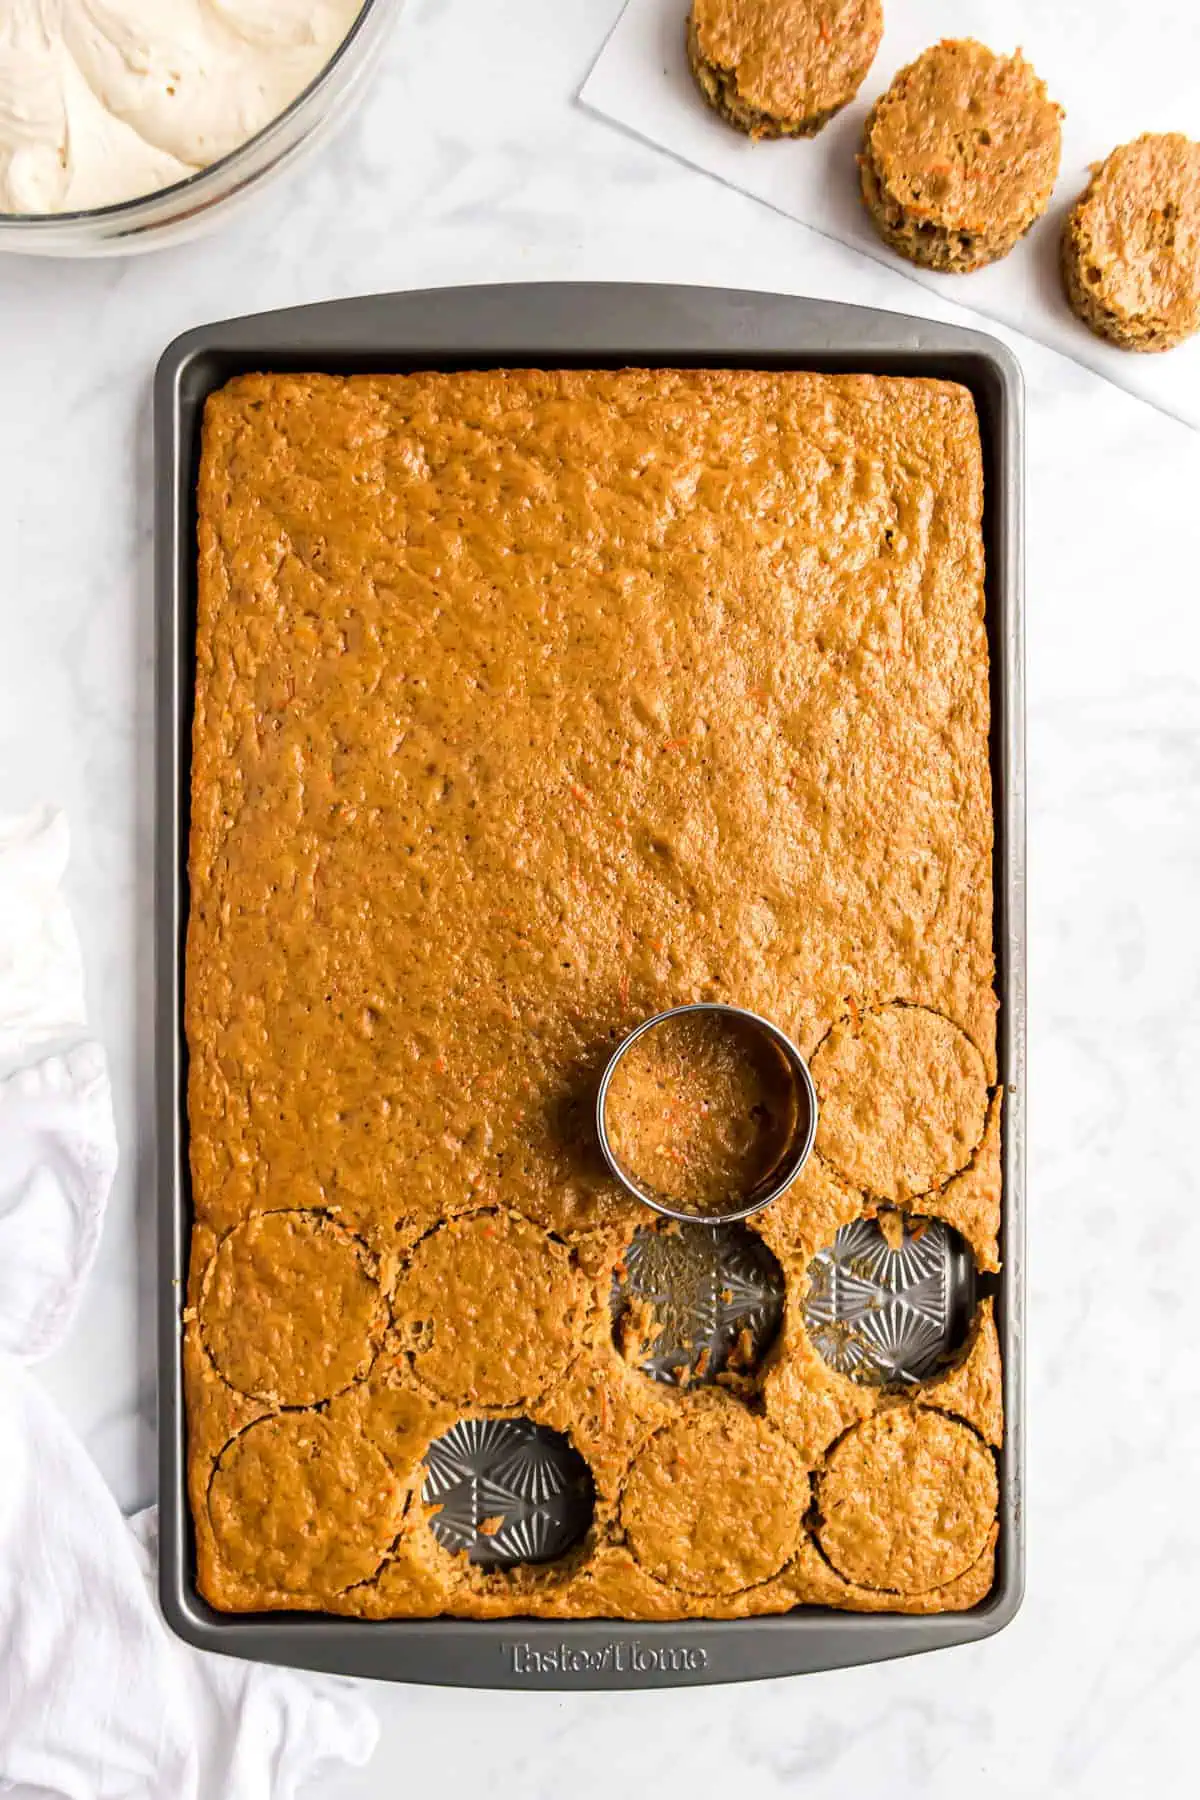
xmin=571 ymin=783 xmax=591 ymax=803
xmin=819 ymin=18 xmax=831 ymax=41
xmin=662 ymin=738 xmax=688 ymax=751
xmin=434 ymin=1055 xmax=447 ymax=1074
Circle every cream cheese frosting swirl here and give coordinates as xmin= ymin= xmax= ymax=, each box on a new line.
xmin=0 ymin=0 xmax=363 ymax=214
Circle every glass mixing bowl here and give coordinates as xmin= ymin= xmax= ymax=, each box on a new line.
xmin=0 ymin=0 xmax=403 ymax=257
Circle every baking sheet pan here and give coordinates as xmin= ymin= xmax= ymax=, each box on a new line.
xmin=154 ymin=282 xmax=1025 ymax=1688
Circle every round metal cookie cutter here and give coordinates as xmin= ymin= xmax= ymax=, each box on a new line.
xmin=595 ymin=1003 xmax=819 ymax=1226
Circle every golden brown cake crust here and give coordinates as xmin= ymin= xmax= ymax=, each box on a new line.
xmin=1062 ymin=133 xmax=1200 ymax=352
xmin=860 ymin=38 xmax=1062 ymax=272
xmin=687 ymin=0 xmax=882 ymax=140
xmin=186 ymin=367 xmax=1001 ymax=1620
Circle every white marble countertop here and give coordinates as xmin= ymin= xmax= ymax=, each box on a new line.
xmin=2 ymin=1 xmax=1198 ymax=1792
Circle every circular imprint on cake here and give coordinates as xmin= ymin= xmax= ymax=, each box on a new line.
xmin=393 ymin=1211 xmax=584 ymax=1408
xmin=811 ymin=1004 xmax=988 ymax=1200
xmin=422 ymin=1417 xmax=595 ymax=1569
xmin=620 ymin=1409 xmax=807 ymax=1595
xmin=611 ymin=1219 xmax=785 ymax=1389
xmin=199 ymin=1209 xmax=385 ymax=1405
xmin=815 ymin=1409 xmax=998 ymax=1594
xmin=208 ymin=1413 xmax=400 ymax=1594
xmin=803 ymin=1213 xmax=976 ymax=1386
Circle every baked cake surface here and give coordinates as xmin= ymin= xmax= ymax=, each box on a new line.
xmin=186 ymin=367 xmax=1001 ymax=1619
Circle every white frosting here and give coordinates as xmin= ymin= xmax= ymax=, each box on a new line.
xmin=0 ymin=0 xmax=363 ymax=215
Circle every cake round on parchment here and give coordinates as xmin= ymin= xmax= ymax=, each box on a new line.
xmin=1062 ymin=133 xmax=1200 ymax=352
xmin=687 ymin=0 xmax=883 ymax=141
xmin=860 ymin=38 xmax=1062 ymax=272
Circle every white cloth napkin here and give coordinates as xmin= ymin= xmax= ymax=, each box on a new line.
xmin=581 ymin=0 xmax=1200 ymax=430
xmin=0 ymin=808 xmax=379 ymax=1799
xmin=0 ymin=807 xmax=86 ymax=1064
xmin=0 ymin=1043 xmax=117 ymax=1365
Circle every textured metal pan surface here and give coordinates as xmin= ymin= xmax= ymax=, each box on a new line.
xmin=803 ymin=1214 xmax=978 ymax=1386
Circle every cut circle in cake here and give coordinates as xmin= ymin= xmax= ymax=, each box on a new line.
xmin=611 ymin=1218 xmax=785 ymax=1390
xmin=814 ymin=1407 xmax=997 ymax=1593
xmin=393 ymin=1210 xmax=584 ymax=1408
xmin=620 ymin=1406 xmax=807 ymax=1594
xmin=198 ymin=1208 xmax=385 ymax=1406
xmin=812 ymin=1003 xmax=988 ymax=1200
xmin=208 ymin=1412 xmax=402 ymax=1594
xmin=802 ymin=1212 xmax=977 ymax=1387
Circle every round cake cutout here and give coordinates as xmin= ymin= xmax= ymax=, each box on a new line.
xmin=815 ymin=1408 xmax=997 ymax=1593
xmin=208 ymin=1412 xmax=400 ymax=1594
xmin=688 ymin=0 xmax=883 ymax=141
xmin=199 ymin=1209 xmax=384 ymax=1405
xmin=620 ymin=1408 xmax=806 ymax=1594
xmin=860 ymin=38 xmax=1062 ymax=272
xmin=394 ymin=1211 xmax=584 ymax=1407
xmin=812 ymin=1004 xmax=988 ymax=1200
xmin=1062 ymin=133 xmax=1200 ymax=352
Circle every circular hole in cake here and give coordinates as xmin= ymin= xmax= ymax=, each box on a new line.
xmin=422 ymin=1418 xmax=595 ymax=1569
xmin=611 ymin=1219 xmax=785 ymax=1391
xmin=811 ymin=1003 xmax=988 ymax=1200
xmin=803 ymin=1212 xmax=976 ymax=1386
